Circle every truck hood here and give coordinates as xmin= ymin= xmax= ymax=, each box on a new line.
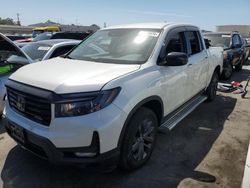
xmin=9 ymin=57 xmax=140 ymax=93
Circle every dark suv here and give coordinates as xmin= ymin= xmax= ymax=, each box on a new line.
xmin=204 ymin=32 xmax=244 ymax=79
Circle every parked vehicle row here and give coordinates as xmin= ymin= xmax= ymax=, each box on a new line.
xmin=15 ymin=31 xmax=91 ymax=44
xmin=2 ymin=23 xmax=223 ymax=170
xmin=203 ymin=31 xmax=249 ymax=79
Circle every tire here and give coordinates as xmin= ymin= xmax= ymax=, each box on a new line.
xmin=119 ymin=107 xmax=158 ymax=170
xmin=206 ymin=71 xmax=219 ymax=102
xmin=235 ymin=59 xmax=243 ymax=71
xmin=221 ymin=62 xmax=233 ymax=80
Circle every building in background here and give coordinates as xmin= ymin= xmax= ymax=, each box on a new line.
xmin=216 ymin=25 xmax=250 ymax=38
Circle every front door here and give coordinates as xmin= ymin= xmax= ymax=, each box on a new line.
xmin=158 ymin=27 xmax=191 ymax=115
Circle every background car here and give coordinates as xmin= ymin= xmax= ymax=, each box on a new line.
xmin=19 ymin=39 xmax=81 ymax=62
xmin=16 ymin=31 xmax=91 ymax=44
xmin=204 ymin=32 xmax=245 ymax=79
xmin=242 ymin=38 xmax=250 ymax=61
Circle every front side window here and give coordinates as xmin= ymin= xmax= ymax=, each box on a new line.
xmin=165 ymin=32 xmax=186 ymax=54
xmin=185 ymin=31 xmax=202 ymax=55
xmin=67 ymin=28 xmax=161 ymax=64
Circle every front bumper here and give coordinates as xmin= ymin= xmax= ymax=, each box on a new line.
xmin=4 ymin=117 xmax=120 ymax=165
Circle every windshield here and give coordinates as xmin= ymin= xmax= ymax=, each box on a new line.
xmin=33 ymin=32 xmax=53 ymax=42
xmin=203 ymin=34 xmax=231 ymax=48
xmin=32 ymin=30 xmax=44 ymax=38
xmin=67 ymin=28 xmax=161 ymax=64
xmin=22 ymin=43 xmax=51 ymax=62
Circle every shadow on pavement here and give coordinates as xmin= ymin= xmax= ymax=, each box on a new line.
xmin=1 ymin=95 xmax=237 ymax=188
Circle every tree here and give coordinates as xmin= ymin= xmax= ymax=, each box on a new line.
xmin=0 ymin=17 xmax=17 ymax=25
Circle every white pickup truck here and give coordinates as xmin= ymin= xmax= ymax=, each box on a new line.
xmin=3 ymin=23 xmax=223 ymax=170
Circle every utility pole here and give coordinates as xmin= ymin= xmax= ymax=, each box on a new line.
xmin=104 ymin=22 xmax=107 ymax=28
xmin=16 ymin=13 xmax=21 ymax=25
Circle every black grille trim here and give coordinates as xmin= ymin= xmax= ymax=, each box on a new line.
xmin=7 ymin=87 xmax=52 ymax=126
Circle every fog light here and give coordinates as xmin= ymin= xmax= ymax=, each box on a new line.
xmin=75 ymin=152 xmax=97 ymax=157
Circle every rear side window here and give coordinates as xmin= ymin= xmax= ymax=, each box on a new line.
xmin=185 ymin=31 xmax=202 ymax=55
xmin=50 ymin=45 xmax=76 ymax=58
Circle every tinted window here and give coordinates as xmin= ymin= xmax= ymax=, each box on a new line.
xmin=51 ymin=32 xmax=90 ymax=40
xmin=185 ymin=31 xmax=201 ymax=55
xmin=166 ymin=32 xmax=186 ymax=54
xmin=232 ymin=34 xmax=242 ymax=47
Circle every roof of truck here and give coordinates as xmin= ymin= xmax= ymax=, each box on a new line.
xmin=103 ymin=22 xmax=197 ymax=30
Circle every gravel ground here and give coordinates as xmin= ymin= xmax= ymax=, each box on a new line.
xmin=0 ymin=63 xmax=250 ymax=188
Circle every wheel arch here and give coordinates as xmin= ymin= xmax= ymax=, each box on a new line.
xmin=117 ymin=96 xmax=163 ymax=148
xmin=215 ymin=65 xmax=221 ymax=76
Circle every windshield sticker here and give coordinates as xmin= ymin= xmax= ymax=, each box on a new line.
xmin=222 ymin=35 xmax=231 ymax=38
xmin=139 ymin=31 xmax=160 ymax=37
xmin=38 ymin=46 xmax=50 ymax=51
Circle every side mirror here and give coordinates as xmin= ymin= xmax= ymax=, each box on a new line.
xmin=160 ymin=52 xmax=188 ymax=66
xmin=204 ymin=39 xmax=211 ymax=49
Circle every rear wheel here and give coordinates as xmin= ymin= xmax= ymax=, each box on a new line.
xmin=119 ymin=107 xmax=158 ymax=170
xmin=206 ymin=71 xmax=219 ymax=102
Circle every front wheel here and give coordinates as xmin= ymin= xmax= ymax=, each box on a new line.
xmin=206 ymin=71 xmax=219 ymax=102
xmin=235 ymin=59 xmax=243 ymax=71
xmin=221 ymin=62 xmax=233 ymax=80
xmin=119 ymin=107 xmax=158 ymax=170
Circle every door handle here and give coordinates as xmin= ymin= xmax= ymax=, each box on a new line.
xmin=187 ymin=64 xmax=193 ymax=67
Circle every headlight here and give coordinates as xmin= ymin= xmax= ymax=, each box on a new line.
xmin=55 ymin=87 xmax=121 ymax=117
xmin=223 ymin=51 xmax=228 ymax=60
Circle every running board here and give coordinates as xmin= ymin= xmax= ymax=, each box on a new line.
xmin=159 ymin=95 xmax=207 ymax=132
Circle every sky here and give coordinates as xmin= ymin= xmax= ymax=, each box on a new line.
xmin=0 ymin=0 xmax=249 ymax=31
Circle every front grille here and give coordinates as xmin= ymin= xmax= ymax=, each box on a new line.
xmin=7 ymin=87 xmax=51 ymax=126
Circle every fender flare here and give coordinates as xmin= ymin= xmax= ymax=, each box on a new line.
xmin=117 ymin=95 xmax=163 ymax=148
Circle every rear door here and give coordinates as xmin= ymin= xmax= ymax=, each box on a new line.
xmin=184 ymin=28 xmax=209 ymax=97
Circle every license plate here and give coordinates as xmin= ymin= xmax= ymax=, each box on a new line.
xmin=8 ymin=122 xmax=25 ymax=144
